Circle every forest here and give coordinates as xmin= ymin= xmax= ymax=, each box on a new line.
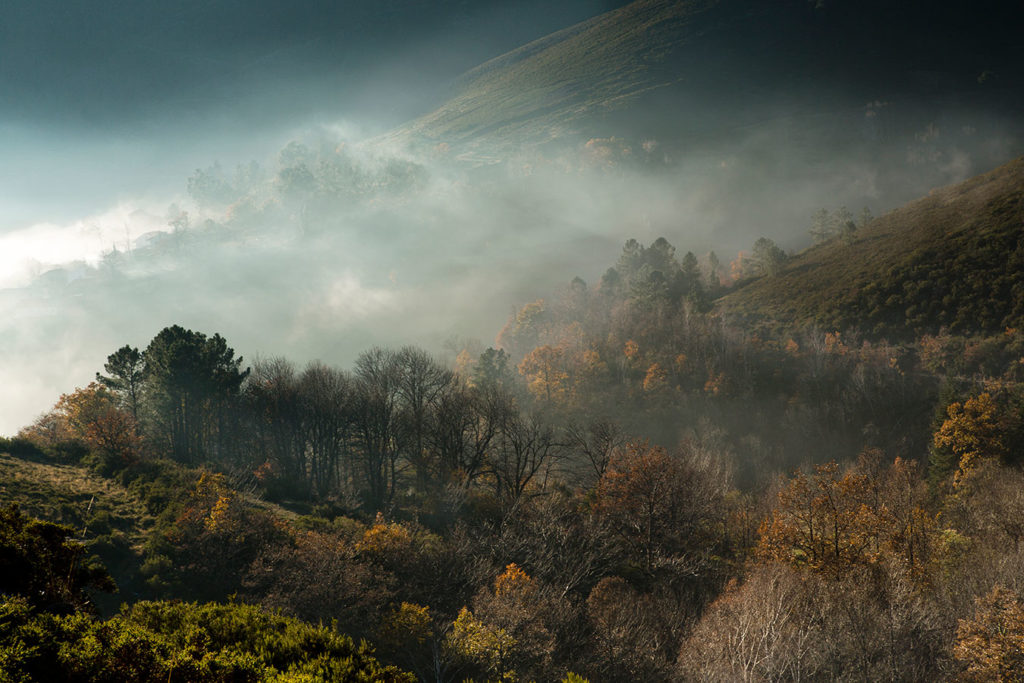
xmin=4 ymin=221 xmax=1024 ymax=681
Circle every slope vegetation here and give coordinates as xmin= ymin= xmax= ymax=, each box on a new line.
xmin=395 ymin=0 xmax=716 ymax=148
xmin=717 ymin=157 xmax=1024 ymax=340
xmin=389 ymin=0 xmax=1024 ymax=156
xmin=0 ymin=451 xmax=152 ymax=548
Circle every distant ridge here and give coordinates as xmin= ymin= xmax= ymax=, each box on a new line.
xmin=384 ymin=0 xmax=1024 ymax=161
xmin=388 ymin=0 xmax=716 ymax=155
xmin=716 ymin=157 xmax=1024 ymax=340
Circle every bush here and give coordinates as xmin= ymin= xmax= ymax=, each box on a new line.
xmin=0 ymin=598 xmax=415 ymax=682
xmin=0 ymin=436 xmax=46 ymax=460
xmin=0 ymin=504 xmax=116 ymax=612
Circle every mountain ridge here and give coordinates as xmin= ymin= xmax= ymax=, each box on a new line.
xmin=383 ymin=0 xmax=1024 ymax=163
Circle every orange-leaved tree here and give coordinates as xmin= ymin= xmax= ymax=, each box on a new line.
xmin=518 ymin=345 xmax=570 ymax=405
xmin=932 ymin=392 xmax=1007 ymax=488
xmin=955 ymin=586 xmax=1024 ymax=681
xmin=758 ymin=456 xmax=938 ymax=579
xmin=594 ymin=441 xmax=724 ymax=574
xmin=757 ymin=461 xmax=888 ymax=573
xmin=55 ymin=382 xmax=142 ymax=468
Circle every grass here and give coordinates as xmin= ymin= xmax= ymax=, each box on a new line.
xmin=0 ymin=451 xmax=159 ymax=612
xmin=0 ymin=452 xmax=153 ymax=544
xmin=716 ymin=156 xmax=1024 ymax=341
xmin=397 ymin=0 xmax=716 ymax=145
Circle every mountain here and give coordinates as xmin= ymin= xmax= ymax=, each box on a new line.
xmin=387 ymin=0 xmax=1024 ymax=163
xmin=716 ymin=156 xmax=1024 ymax=340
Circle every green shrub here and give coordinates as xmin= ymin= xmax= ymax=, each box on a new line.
xmin=0 ymin=598 xmax=414 ymax=682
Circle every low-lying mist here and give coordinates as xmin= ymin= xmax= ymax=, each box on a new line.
xmin=1 ymin=99 xmax=1017 ymax=435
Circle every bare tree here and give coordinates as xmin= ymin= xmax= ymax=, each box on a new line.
xmin=394 ymin=346 xmax=455 ymax=492
xmin=299 ymin=362 xmax=352 ymax=498
xmin=352 ymin=347 xmax=404 ymax=510
xmin=564 ymin=416 xmax=627 ymax=488
xmin=490 ymin=412 xmax=561 ymax=506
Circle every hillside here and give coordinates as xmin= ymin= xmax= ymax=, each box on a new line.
xmin=0 ymin=450 xmax=155 ymax=610
xmin=387 ymin=0 xmax=1024 ymax=159
xmin=717 ymin=156 xmax=1024 ymax=340
xmin=390 ymin=0 xmax=715 ymax=152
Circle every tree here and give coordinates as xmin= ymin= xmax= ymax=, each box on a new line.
xmin=245 ymin=529 xmax=392 ymax=639
xmin=757 ymin=461 xmax=887 ymax=573
xmin=616 ymin=239 xmax=644 ymax=281
xmin=427 ymin=381 xmax=511 ymax=490
xmin=857 ymin=206 xmax=873 ymax=229
xmin=565 ymin=417 xmax=626 ymax=487
xmin=244 ymin=357 xmax=306 ymax=491
xmin=646 ymin=237 xmax=678 ymax=277
xmin=493 ymin=493 xmax=620 ymax=600
xmin=299 ymin=362 xmax=353 ymax=498
xmin=96 ymin=345 xmax=145 ymax=421
xmin=680 ymin=563 xmax=825 ymax=681
xmin=750 ymin=237 xmax=787 ymax=276
xmin=757 ymin=456 xmax=937 ymax=579
xmin=473 ymin=348 xmax=513 ymax=390
xmin=394 ymin=346 xmax=455 ymax=491
xmin=518 ymin=345 xmax=569 ymax=405
xmin=352 ymin=347 xmax=404 ymax=510
xmin=931 ymin=392 xmax=1007 ymax=487
xmin=143 ymin=326 xmax=248 ymax=464
xmin=54 ymin=383 xmax=141 ymax=471
xmin=955 ymin=586 xmax=1024 ymax=681
xmin=672 ymin=250 xmax=706 ymax=307
xmin=162 ymin=471 xmax=286 ymax=601
xmin=705 ymin=251 xmax=723 ymax=291
xmin=593 ymin=441 xmax=724 ymax=576
xmin=497 ymin=300 xmax=548 ymax=359
xmin=809 ymin=208 xmax=833 ymax=244
xmin=490 ymin=413 xmax=560 ymax=506
xmin=447 ymin=564 xmax=556 ymax=681
xmin=834 ymin=206 xmax=856 ymax=245
xmin=186 ymin=162 xmax=236 ymax=209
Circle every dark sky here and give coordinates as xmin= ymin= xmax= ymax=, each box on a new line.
xmin=0 ymin=0 xmax=628 ymax=131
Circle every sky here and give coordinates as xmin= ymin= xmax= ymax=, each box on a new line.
xmin=1 ymin=0 xmax=1022 ymax=435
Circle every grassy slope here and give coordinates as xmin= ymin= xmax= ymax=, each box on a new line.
xmin=0 ymin=452 xmax=152 ymax=545
xmin=386 ymin=0 xmax=1024 ymax=159
xmin=716 ymin=157 xmax=1024 ymax=340
xmin=0 ymin=451 xmax=156 ymax=611
xmin=392 ymin=0 xmax=716 ymax=149
xmin=0 ymin=450 xmax=300 ymax=612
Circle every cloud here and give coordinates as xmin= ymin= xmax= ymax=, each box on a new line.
xmin=0 ymin=204 xmax=168 ymax=288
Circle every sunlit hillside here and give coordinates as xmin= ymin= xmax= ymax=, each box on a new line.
xmin=719 ymin=156 xmax=1024 ymax=339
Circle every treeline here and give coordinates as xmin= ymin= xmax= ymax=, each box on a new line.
xmin=22 ymin=326 xmax=568 ymax=517
xmin=496 ymin=237 xmax=952 ymax=486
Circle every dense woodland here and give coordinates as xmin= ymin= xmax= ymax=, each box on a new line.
xmin=4 ymin=228 xmax=1024 ymax=681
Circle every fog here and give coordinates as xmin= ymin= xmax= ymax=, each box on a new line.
xmin=1 ymin=0 xmax=1021 ymax=435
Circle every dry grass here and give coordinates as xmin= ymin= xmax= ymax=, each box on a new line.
xmin=717 ymin=157 xmax=1024 ymax=341
xmin=0 ymin=452 xmax=153 ymax=547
